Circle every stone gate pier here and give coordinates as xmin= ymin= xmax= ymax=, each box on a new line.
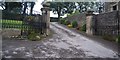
xmin=41 ymin=2 xmax=51 ymax=36
xmin=86 ymin=10 xmax=119 ymax=36
xmin=86 ymin=10 xmax=95 ymax=35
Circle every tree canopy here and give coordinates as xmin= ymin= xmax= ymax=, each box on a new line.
xmin=77 ymin=2 xmax=104 ymax=13
xmin=1 ymin=2 xmax=35 ymax=15
xmin=50 ymin=2 xmax=76 ymax=21
xmin=50 ymin=2 xmax=104 ymax=20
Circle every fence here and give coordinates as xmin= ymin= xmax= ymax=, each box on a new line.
xmin=23 ymin=15 xmax=46 ymax=34
xmin=2 ymin=10 xmax=23 ymax=20
xmin=2 ymin=20 xmax=23 ymax=29
xmin=1 ymin=2 xmax=50 ymax=37
xmin=2 ymin=12 xmax=47 ymax=36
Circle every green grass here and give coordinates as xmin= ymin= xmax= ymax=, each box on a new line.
xmin=0 ymin=20 xmax=32 ymax=30
xmin=0 ymin=20 xmax=22 ymax=24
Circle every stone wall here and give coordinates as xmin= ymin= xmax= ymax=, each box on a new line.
xmin=93 ymin=10 xmax=119 ymax=36
xmin=63 ymin=10 xmax=119 ymax=36
xmin=50 ymin=17 xmax=58 ymax=22
xmin=1 ymin=15 xmax=44 ymax=37
xmin=64 ymin=13 xmax=86 ymax=28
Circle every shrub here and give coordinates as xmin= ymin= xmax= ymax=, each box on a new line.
xmin=81 ymin=24 xmax=86 ymax=32
xmin=67 ymin=24 xmax=72 ymax=28
xmin=60 ymin=19 xmax=65 ymax=24
xmin=64 ymin=20 xmax=71 ymax=25
xmin=28 ymin=33 xmax=37 ymax=41
xmin=28 ymin=31 xmax=41 ymax=41
xmin=72 ymin=21 xmax=78 ymax=28
xmin=117 ymin=36 xmax=120 ymax=43
xmin=27 ymin=16 xmax=34 ymax=21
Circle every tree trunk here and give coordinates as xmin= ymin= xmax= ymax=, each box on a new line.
xmin=57 ymin=6 xmax=61 ymax=22
xmin=5 ymin=2 xmax=9 ymax=11
xmin=23 ymin=2 xmax=27 ymax=15
xmin=30 ymin=2 xmax=35 ymax=15
xmin=57 ymin=11 xmax=61 ymax=22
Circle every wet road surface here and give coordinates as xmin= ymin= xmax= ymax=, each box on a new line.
xmin=2 ymin=22 xmax=118 ymax=58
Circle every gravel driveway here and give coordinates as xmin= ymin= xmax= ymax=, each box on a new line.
xmin=2 ymin=22 xmax=118 ymax=59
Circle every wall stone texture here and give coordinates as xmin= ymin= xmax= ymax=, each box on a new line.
xmin=93 ymin=10 xmax=119 ymax=36
xmin=64 ymin=10 xmax=119 ymax=36
xmin=64 ymin=13 xmax=86 ymax=28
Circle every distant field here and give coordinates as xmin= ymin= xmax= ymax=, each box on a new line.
xmin=0 ymin=20 xmax=32 ymax=30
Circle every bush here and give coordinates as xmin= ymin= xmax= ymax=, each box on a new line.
xmin=117 ymin=36 xmax=120 ymax=43
xmin=60 ymin=19 xmax=65 ymax=24
xmin=67 ymin=24 xmax=72 ymax=28
xmin=64 ymin=20 xmax=71 ymax=25
xmin=28 ymin=31 xmax=41 ymax=41
xmin=72 ymin=21 xmax=78 ymax=28
xmin=81 ymin=24 xmax=86 ymax=32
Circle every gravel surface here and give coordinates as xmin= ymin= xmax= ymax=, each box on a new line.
xmin=2 ymin=22 xmax=118 ymax=59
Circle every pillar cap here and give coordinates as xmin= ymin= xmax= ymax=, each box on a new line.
xmin=41 ymin=7 xmax=51 ymax=11
xmin=86 ymin=9 xmax=94 ymax=16
xmin=42 ymin=2 xmax=50 ymax=7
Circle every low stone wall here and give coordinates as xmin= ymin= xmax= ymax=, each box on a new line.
xmin=50 ymin=17 xmax=58 ymax=22
xmin=2 ymin=29 xmax=21 ymax=38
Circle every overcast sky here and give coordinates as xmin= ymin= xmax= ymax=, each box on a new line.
xmin=33 ymin=0 xmax=60 ymax=17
